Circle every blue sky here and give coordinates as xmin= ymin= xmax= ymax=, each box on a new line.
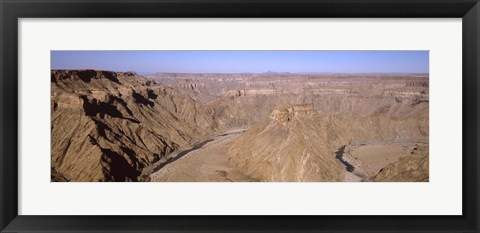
xmin=51 ymin=50 xmax=429 ymax=75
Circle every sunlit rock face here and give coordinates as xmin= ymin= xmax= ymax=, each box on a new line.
xmin=51 ymin=70 xmax=216 ymax=182
xmin=228 ymin=105 xmax=343 ymax=182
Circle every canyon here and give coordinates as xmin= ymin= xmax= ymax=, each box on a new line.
xmin=51 ymin=70 xmax=429 ymax=182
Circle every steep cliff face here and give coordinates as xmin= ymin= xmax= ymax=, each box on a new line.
xmin=227 ymin=105 xmax=345 ymax=182
xmin=51 ymin=70 xmax=216 ymax=182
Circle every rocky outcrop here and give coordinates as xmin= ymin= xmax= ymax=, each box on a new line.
xmin=51 ymin=167 xmax=70 ymax=182
xmin=51 ymin=70 xmax=216 ymax=182
xmin=373 ymin=155 xmax=429 ymax=182
xmin=227 ymin=105 xmax=345 ymax=182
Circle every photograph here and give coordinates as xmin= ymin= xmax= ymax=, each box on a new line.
xmin=3 ymin=0 xmax=477 ymax=231
xmin=50 ymin=50 xmax=429 ymax=182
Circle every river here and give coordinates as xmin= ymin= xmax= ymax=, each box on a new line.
xmin=335 ymin=145 xmax=355 ymax=172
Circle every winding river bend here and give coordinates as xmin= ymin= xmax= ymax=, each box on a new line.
xmin=148 ymin=128 xmax=251 ymax=182
xmin=335 ymin=145 xmax=355 ymax=172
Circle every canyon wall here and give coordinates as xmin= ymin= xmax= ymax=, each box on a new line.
xmin=51 ymin=70 xmax=216 ymax=181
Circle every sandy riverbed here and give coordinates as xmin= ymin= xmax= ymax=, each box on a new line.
xmin=150 ymin=128 xmax=256 ymax=182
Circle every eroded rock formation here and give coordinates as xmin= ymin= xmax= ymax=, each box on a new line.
xmin=228 ymin=105 xmax=344 ymax=182
xmin=51 ymin=70 xmax=216 ymax=181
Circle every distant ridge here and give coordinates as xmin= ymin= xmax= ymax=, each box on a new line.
xmin=150 ymin=71 xmax=429 ymax=76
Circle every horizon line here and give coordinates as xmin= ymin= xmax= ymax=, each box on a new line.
xmin=51 ymin=69 xmax=429 ymax=76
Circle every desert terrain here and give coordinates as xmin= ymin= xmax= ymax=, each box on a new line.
xmin=51 ymin=70 xmax=429 ymax=182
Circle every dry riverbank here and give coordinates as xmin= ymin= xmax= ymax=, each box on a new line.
xmin=150 ymin=129 xmax=256 ymax=182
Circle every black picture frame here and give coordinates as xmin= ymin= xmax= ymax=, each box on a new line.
xmin=1 ymin=0 xmax=479 ymax=232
